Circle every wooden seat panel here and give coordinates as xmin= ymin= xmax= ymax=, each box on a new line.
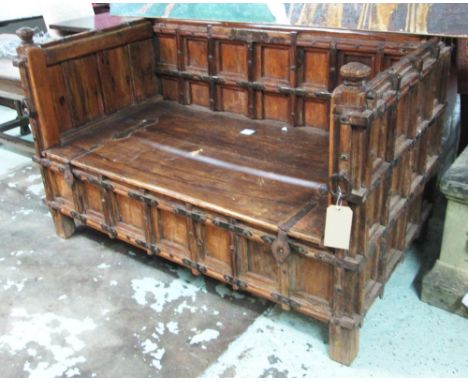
xmin=46 ymin=99 xmax=328 ymax=242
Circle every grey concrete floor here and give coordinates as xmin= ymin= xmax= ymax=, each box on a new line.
xmin=0 ymin=106 xmax=467 ymax=377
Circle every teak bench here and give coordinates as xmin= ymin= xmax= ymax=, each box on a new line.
xmin=15 ymin=19 xmax=450 ymax=364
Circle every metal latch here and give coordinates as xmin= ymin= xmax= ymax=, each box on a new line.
xmin=271 ymin=228 xmax=291 ymax=264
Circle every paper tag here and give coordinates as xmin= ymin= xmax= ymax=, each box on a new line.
xmin=323 ymin=205 xmax=353 ymax=250
xmin=240 ymin=128 xmax=256 ymax=136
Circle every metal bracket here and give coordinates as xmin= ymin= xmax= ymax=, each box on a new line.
xmin=331 ymin=314 xmax=362 ymax=330
xmin=32 ymin=156 xmax=51 ymax=168
xmin=235 ymin=80 xmax=265 ymax=91
xmin=182 ymin=258 xmax=207 ymax=274
xmin=174 ymin=205 xmax=205 ymax=223
xmin=58 ymin=164 xmax=74 ymax=188
xmin=261 ymin=235 xmax=275 ymax=244
xmin=78 ymin=172 xmax=114 ymax=192
xmin=44 ymin=199 xmax=60 ymax=210
xmin=271 ymin=228 xmax=291 ymax=264
xmin=337 ymin=254 xmax=366 ymax=272
xmin=213 ymin=219 xmax=252 ymax=237
xmin=271 ymin=292 xmax=300 ymax=310
xmin=128 ymin=190 xmax=158 ymax=207
xmin=70 ymin=210 xmax=87 ymax=224
xmin=100 ymin=223 xmax=117 ymax=239
xmin=223 ymin=275 xmax=247 ymax=289
xmin=278 ymin=86 xmax=307 ymax=97
xmin=135 ymin=239 xmax=160 ymax=255
xmin=328 ymin=173 xmax=352 ymax=200
xmin=388 ymin=69 xmax=401 ymax=91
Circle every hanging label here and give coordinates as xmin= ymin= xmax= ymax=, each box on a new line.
xmin=323 ymin=205 xmax=353 ymax=250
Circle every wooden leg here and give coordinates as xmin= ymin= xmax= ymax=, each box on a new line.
xmin=51 ymin=210 xmax=76 ymax=239
xmin=329 ymin=323 xmax=359 ymax=366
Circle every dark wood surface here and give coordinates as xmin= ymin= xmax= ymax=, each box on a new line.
xmin=49 ymin=13 xmax=141 ymax=34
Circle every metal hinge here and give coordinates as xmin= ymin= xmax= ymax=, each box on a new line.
xmin=223 ymin=275 xmax=247 ymax=289
xmin=182 ymin=258 xmax=207 ymax=274
xmin=271 ymin=292 xmax=300 ymax=310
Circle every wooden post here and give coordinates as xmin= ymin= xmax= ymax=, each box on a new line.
xmin=51 ymin=210 xmax=76 ymax=239
xmin=329 ymin=62 xmax=372 ymax=200
xmin=329 ymin=322 xmax=359 ymax=366
xmin=328 ymin=62 xmax=371 ymax=365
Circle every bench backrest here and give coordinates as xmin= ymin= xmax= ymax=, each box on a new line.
xmin=20 ymin=19 xmax=427 ymax=152
xmin=152 ymin=20 xmax=423 ymax=131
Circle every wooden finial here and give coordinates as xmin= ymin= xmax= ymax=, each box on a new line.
xmin=340 ymin=62 xmax=371 ymax=85
xmin=16 ymin=27 xmax=35 ymax=45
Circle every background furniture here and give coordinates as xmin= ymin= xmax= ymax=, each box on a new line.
xmin=0 ymin=33 xmax=33 ymax=155
xmin=422 ymin=146 xmax=468 ymax=317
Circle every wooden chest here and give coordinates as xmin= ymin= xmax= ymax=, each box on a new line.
xmin=16 ymin=19 xmax=450 ymax=364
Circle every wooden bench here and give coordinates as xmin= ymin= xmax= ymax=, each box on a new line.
xmin=16 ymin=19 xmax=451 ymax=365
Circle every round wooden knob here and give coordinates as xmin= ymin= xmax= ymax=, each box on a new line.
xmin=16 ymin=27 xmax=35 ymax=45
xmin=340 ymin=62 xmax=372 ymax=84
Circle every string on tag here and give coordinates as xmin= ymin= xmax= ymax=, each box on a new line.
xmin=336 ymin=186 xmax=343 ymax=210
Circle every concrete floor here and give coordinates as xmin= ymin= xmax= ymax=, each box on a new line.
xmin=0 ymin=105 xmax=467 ymax=377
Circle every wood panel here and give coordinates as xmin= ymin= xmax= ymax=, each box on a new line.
xmin=83 ymin=182 xmax=103 ymax=215
xmin=189 ymin=81 xmax=210 ymax=107
xmin=257 ymin=45 xmax=290 ymax=83
xmin=217 ymin=41 xmax=247 ymax=79
xmin=98 ymin=46 xmax=134 ymax=113
xmin=203 ymin=224 xmax=231 ymax=267
xmin=301 ymin=48 xmax=330 ymax=89
xmin=263 ymin=93 xmax=289 ymax=122
xmin=128 ymin=38 xmax=158 ymax=102
xmin=291 ymin=256 xmax=333 ymax=302
xmin=184 ymin=38 xmax=208 ymax=73
xmin=46 ymin=65 xmax=73 ymax=132
xmin=116 ymin=194 xmax=144 ymax=230
xmin=303 ymin=98 xmax=329 ymax=130
xmin=160 ymin=210 xmax=189 ymax=248
xmin=219 ymin=86 xmax=248 ymax=115
xmin=63 ymin=55 xmax=104 ymax=126
xmin=158 ymin=34 xmax=178 ymax=68
xmin=161 ymin=77 xmax=179 ymax=101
